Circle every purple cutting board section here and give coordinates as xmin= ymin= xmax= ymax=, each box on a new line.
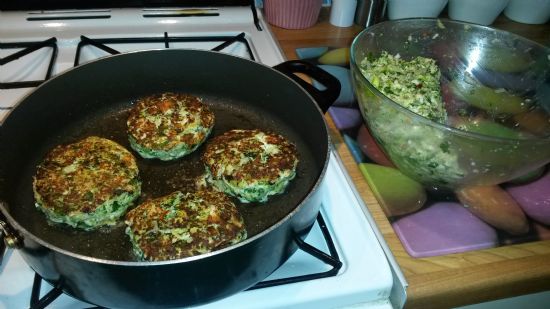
xmin=328 ymin=107 xmax=362 ymax=130
xmin=506 ymin=169 xmax=550 ymax=225
xmin=392 ymin=202 xmax=498 ymax=258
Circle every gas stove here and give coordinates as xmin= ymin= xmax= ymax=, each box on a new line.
xmin=0 ymin=2 xmax=405 ymax=308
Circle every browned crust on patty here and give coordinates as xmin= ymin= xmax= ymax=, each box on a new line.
xmin=33 ymin=136 xmax=140 ymax=215
xmin=202 ymin=129 xmax=298 ymax=184
xmin=125 ymin=190 xmax=247 ymax=261
xmin=127 ymin=92 xmax=215 ymax=154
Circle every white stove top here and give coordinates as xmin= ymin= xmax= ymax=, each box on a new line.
xmin=0 ymin=6 xmax=405 ymax=308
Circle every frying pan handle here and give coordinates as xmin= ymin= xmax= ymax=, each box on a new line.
xmin=273 ymin=60 xmax=341 ymax=113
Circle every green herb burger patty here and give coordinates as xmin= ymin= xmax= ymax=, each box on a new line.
xmin=200 ymin=129 xmax=299 ymax=203
xmin=127 ymin=92 xmax=215 ymax=161
xmin=32 ymin=136 xmax=141 ymax=230
xmin=125 ymin=190 xmax=247 ymax=261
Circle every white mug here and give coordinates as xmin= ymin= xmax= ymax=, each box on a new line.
xmin=448 ymin=0 xmax=510 ymax=26
xmin=330 ymin=0 xmax=358 ymax=27
xmin=504 ymin=0 xmax=550 ymax=24
xmin=387 ymin=0 xmax=448 ymax=19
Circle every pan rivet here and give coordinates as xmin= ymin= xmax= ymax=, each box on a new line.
xmin=0 ymin=220 xmax=23 ymax=249
xmin=4 ymin=235 xmax=21 ymax=248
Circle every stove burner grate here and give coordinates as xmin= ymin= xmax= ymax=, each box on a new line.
xmin=28 ymin=213 xmax=342 ymax=309
xmin=0 ymin=37 xmax=58 ymax=90
xmin=74 ymin=32 xmax=254 ymax=67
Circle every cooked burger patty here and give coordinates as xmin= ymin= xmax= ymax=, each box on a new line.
xmin=125 ymin=190 xmax=247 ymax=261
xmin=33 ymin=136 xmax=141 ymax=230
xmin=127 ymin=92 xmax=215 ymax=161
xmin=200 ymin=129 xmax=299 ymax=203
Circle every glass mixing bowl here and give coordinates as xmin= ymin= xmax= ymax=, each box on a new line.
xmin=350 ymin=19 xmax=550 ymax=190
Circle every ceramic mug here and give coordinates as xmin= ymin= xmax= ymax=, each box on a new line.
xmin=504 ymin=0 xmax=550 ymax=24
xmin=448 ymin=0 xmax=510 ymax=25
xmin=387 ymin=0 xmax=448 ymax=20
xmin=264 ymin=0 xmax=323 ymax=29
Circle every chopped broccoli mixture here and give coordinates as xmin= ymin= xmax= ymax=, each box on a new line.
xmin=361 ymin=51 xmax=447 ymax=123
xmin=358 ymin=52 xmax=464 ymax=187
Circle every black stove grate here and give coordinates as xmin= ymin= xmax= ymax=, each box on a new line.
xmin=29 ymin=213 xmax=342 ymax=309
xmin=0 ymin=37 xmax=58 ymax=90
xmin=73 ymin=32 xmax=254 ymax=67
xmin=247 ymin=213 xmax=342 ymax=290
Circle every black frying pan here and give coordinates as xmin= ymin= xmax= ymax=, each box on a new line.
xmin=0 ymin=49 xmax=339 ymax=308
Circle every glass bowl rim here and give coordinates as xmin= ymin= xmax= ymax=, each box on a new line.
xmin=350 ymin=17 xmax=550 ymax=143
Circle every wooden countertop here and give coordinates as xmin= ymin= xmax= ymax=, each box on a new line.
xmin=269 ymin=9 xmax=550 ymax=309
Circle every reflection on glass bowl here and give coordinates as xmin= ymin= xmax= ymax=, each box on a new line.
xmin=350 ymin=19 xmax=550 ymax=190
